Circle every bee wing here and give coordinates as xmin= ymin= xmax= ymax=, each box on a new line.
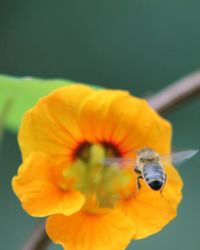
xmin=160 ymin=149 xmax=199 ymax=166
xmin=101 ymin=157 xmax=135 ymax=170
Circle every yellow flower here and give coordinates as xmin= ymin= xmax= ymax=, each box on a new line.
xmin=12 ymin=85 xmax=182 ymax=250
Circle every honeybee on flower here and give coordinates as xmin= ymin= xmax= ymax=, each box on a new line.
xmin=12 ymin=84 xmax=184 ymax=250
xmin=102 ymin=147 xmax=198 ymax=192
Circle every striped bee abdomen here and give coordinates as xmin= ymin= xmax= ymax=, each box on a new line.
xmin=143 ymin=163 xmax=165 ymax=191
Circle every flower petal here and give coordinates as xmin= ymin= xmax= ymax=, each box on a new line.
xmin=12 ymin=152 xmax=85 ymax=216
xmin=163 ymin=164 xmax=183 ymax=205
xmin=19 ymin=85 xmax=94 ymax=161
xmin=117 ymin=164 xmax=182 ymax=239
xmin=46 ymin=209 xmax=135 ymax=250
xmin=78 ymin=90 xmax=171 ymax=156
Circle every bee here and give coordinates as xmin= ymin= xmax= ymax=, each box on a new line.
xmin=135 ymin=147 xmax=165 ymax=191
xmin=102 ymin=147 xmax=198 ymax=192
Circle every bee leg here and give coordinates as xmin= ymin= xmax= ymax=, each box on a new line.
xmin=160 ymin=174 xmax=167 ymax=197
xmin=136 ymin=176 xmax=143 ymax=191
xmin=134 ymin=168 xmax=141 ymax=175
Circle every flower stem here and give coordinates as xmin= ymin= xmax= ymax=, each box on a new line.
xmin=21 ymin=69 xmax=200 ymax=250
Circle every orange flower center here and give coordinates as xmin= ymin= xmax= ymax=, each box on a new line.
xmin=63 ymin=143 xmax=135 ymax=212
xmin=72 ymin=141 xmax=122 ymax=160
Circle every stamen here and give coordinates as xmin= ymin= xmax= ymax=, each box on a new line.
xmin=101 ymin=141 xmax=122 ymax=157
xmin=65 ymin=142 xmax=133 ymax=212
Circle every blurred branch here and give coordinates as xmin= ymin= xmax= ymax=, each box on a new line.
xmin=148 ymin=70 xmax=200 ymax=112
xmin=21 ymin=70 xmax=200 ymax=250
xmin=21 ymin=220 xmax=50 ymax=250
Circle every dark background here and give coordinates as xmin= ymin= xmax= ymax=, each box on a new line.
xmin=0 ymin=1 xmax=200 ymax=249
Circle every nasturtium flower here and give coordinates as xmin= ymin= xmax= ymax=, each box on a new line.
xmin=12 ymin=85 xmax=183 ymax=250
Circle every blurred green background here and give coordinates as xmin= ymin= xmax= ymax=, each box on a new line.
xmin=0 ymin=1 xmax=200 ymax=249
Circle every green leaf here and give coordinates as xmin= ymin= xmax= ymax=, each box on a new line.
xmin=0 ymin=74 xmax=99 ymax=132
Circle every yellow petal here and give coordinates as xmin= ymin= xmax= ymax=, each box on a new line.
xmin=46 ymin=209 xmax=135 ymax=250
xmin=78 ymin=90 xmax=171 ymax=156
xmin=19 ymin=85 xmax=93 ymax=162
xmin=117 ymin=164 xmax=182 ymax=239
xmin=163 ymin=164 xmax=183 ymax=206
xmin=12 ymin=152 xmax=85 ymax=216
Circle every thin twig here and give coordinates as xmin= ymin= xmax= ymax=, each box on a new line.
xmin=21 ymin=220 xmax=50 ymax=250
xmin=21 ymin=70 xmax=200 ymax=250
xmin=148 ymin=70 xmax=200 ymax=112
